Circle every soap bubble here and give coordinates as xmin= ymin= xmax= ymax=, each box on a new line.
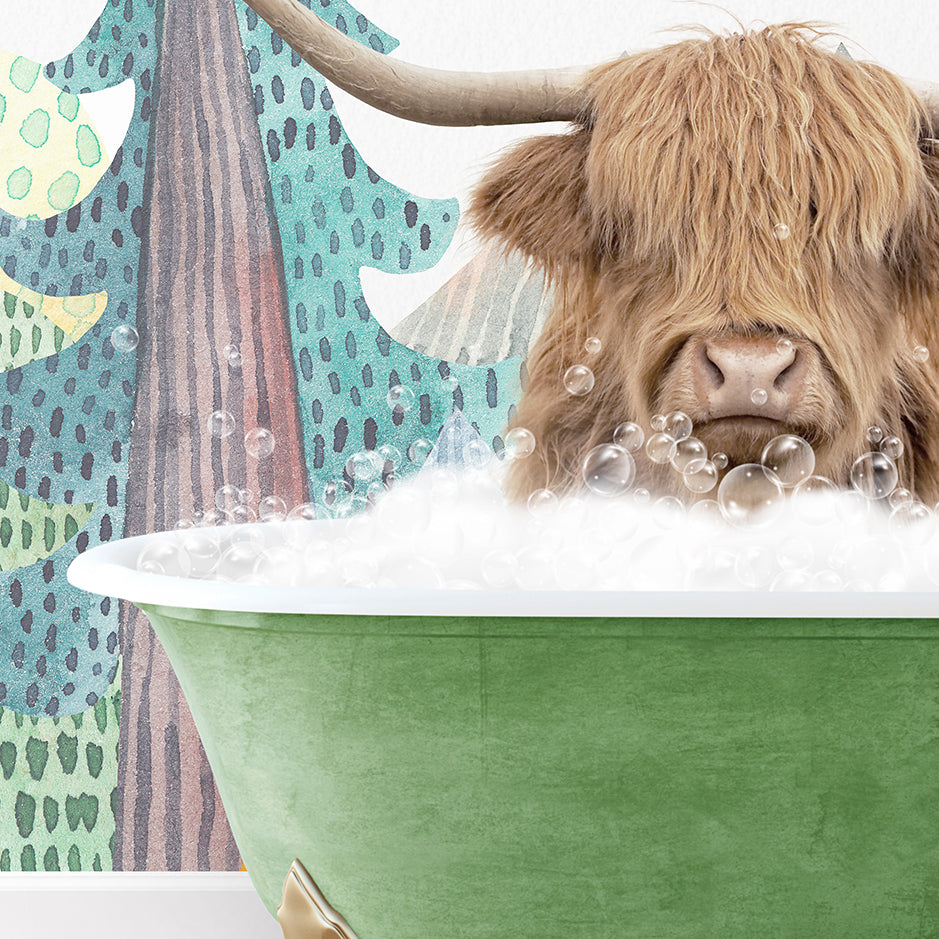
xmin=811 ymin=570 xmax=843 ymax=591
xmin=888 ymin=488 xmax=913 ymax=510
xmin=180 ymin=531 xmax=222 ymax=578
xmin=216 ymin=542 xmax=264 ymax=582
xmin=110 ymin=324 xmax=139 ymax=352
xmin=760 ymin=435 xmax=815 ymax=488
xmin=645 ymin=432 xmax=677 ymax=464
xmin=913 ymin=345 xmax=930 ymax=362
xmin=688 ymin=499 xmax=721 ymax=522
xmin=683 ymin=460 xmax=718 ymax=493
xmin=671 ymin=437 xmax=707 ymax=474
xmin=791 ymin=475 xmax=838 ymax=524
xmin=584 ymin=337 xmax=602 ymax=355
xmin=527 ymin=488 xmax=559 ymax=516
xmin=717 ymin=463 xmax=785 ymax=527
xmin=582 ymin=444 xmax=636 ymax=497
xmin=480 ymin=549 xmax=518 ymax=588
xmin=230 ymin=504 xmax=257 ymax=524
xmin=461 ymin=438 xmax=493 ymax=469
xmin=387 ymin=385 xmax=416 ymax=411
xmin=408 ymin=437 xmax=434 ymax=465
xmin=200 ymin=508 xmax=233 ymax=527
xmin=613 ymin=421 xmax=644 ymax=452
xmin=850 ymin=451 xmax=898 ymax=500
xmin=503 ymin=427 xmax=536 ymax=460
xmin=253 ymin=545 xmax=306 ymax=586
xmin=734 ymin=545 xmax=775 ymax=588
xmin=773 ymin=222 xmax=790 ymax=239
xmin=711 ymin=452 xmax=729 ymax=470
xmin=245 ymin=428 xmax=275 ymax=458
xmin=347 ymin=449 xmax=385 ymax=482
xmin=776 ymin=337 xmax=793 ymax=356
xmin=880 ymin=436 xmax=904 ymax=460
xmin=259 ymin=495 xmax=288 ymax=520
xmin=650 ymin=414 xmax=667 ymax=432
xmin=664 ymin=411 xmax=693 ymax=442
xmin=287 ymin=503 xmax=319 ymax=521
xmin=136 ymin=541 xmax=191 ymax=578
xmin=866 ymin=425 xmax=884 ymax=445
xmin=214 ymin=484 xmax=242 ymax=509
xmin=223 ymin=343 xmax=242 ymax=368
xmin=750 ymin=388 xmax=768 ymax=407
xmin=652 ymin=496 xmax=684 ymax=529
xmin=377 ymin=443 xmax=401 ymax=470
xmin=207 ymin=410 xmax=235 ymax=438
xmin=777 ymin=536 xmax=813 ymax=570
xmin=888 ymin=501 xmax=933 ymax=545
xmin=633 ymin=487 xmax=651 ymax=506
xmin=770 ymin=569 xmax=812 ymax=590
xmin=563 ymin=365 xmax=595 ymax=396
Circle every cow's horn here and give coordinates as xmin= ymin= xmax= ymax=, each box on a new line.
xmin=240 ymin=0 xmax=591 ymax=126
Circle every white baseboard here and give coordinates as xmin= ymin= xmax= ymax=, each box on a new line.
xmin=0 ymin=872 xmax=283 ymax=938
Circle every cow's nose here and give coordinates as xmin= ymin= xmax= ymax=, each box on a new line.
xmin=696 ymin=336 xmax=805 ymax=419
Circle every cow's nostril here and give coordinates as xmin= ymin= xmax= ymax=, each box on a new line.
xmin=702 ymin=346 xmax=725 ymax=389
xmin=774 ymin=353 xmax=797 ymax=389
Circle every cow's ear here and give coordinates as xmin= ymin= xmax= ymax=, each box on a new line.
xmin=468 ymin=128 xmax=592 ymax=276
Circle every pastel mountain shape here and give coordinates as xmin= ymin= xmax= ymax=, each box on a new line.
xmin=0 ymin=50 xmax=109 ymax=219
xmin=0 ymin=268 xmax=107 ymax=371
xmin=0 ymin=479 xmax=95 ymax=572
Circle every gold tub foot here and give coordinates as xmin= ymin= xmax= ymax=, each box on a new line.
xmin=277 ymin=860 xmax=360 ymax=939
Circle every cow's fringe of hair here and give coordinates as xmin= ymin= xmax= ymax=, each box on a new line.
xmin=468 ymin=23 xmax=939 ymax=504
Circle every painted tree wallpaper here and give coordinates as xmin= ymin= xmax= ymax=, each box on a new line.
xmin=0 ymin=0 xmax=529 ymax=871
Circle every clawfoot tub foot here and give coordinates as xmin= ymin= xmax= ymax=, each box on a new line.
xmin=277 ymin=860 xmax=361 ymax=939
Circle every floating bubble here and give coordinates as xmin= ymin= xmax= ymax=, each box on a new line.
xmin=259 ymin=495 xmax=288 ymax=520
xmin=683 ymin=460 xmax=718 ymax=493
xmin=200 ymin=508 xmax=233 ymax=527
xmin=110 ymin=323 xmax=139 ymax=352
xmin=663 ymin=411 xmax=693 ymax=442
xmin=866 ymin=425 xmax=884 ymax=445
xmin=347 ymin=449 xmax=385 ymax=482
xmin=387 ymin=385 xmax=416 ymax=410
xmin=671 ymin=437 xmax=707 ymax=474
xmin=223 ymin=343 xmax=242 ymax=368
xmin=245 ymin=427 xmax=275 ymax=458
xmin=750 ymin=388 xmax=768 ymax=407
xmin=174 ymin=518 xmax=195 ymax=530
xmin=688 ymin=498 xmax=721 ymax=522
xmin=230 ymin=504 xmax=257 ymax=524
xmin=214 ymin=484 xmax=242 ymax=510
xmin=582 ymin=444 xmax=636 ymax=497
xmin=850 ymin=451 xmax=898 ymax=500
xmin=503 ymin=427 xmax=536 ymax=460
xmin=613 ymin=421 xmax=644 ymax=452
xmin=207 ymin=410 xmax=235 ymax=438
xmin=462 ymin=438 xmax=493 ymax=469
xmin=650 ymin=414 xmax=667 ymax=432
xmin=791 ymin=475 xmax=838 ymax=525
xmin=770 ymin=569 xmax=812 ymax=590
xmin=584 ymin=336 xmax=602 ymax=355
xmin=717 ymin=463 xmax=785 ymax=527
xmin=633 ymin=487 xmax=651 ymax=506
xmin=776 ymin=337 xmax=793 ymax=356
xmin=136 ymin=541 xmax=191 ymax=578
xmin=811 ymin=570 xmax=843 ymax=591
xmin=760 ymin=434 xmax=815 ymax=488
xmin=408 ymin=437 xmax=434 ymax=465
xmin=377 ymin=443 xmax=401 ymax=469
xmin=481 ymin=549 xmax=518 ymax=588
xmin=913 ymin=345 xmax=930 ymax=362
xmin=711 ymin=452 xmax=729 ymax=470
xmin=645 ymin=432 xmax=677 ymax=464
xmin=880 ymin=435 xmax=904 ymax=460
xmin=773 ymin=222 xmax=790 ymax=240
xmin=563 ymin=364 xmax=595 ymax=396
xmin=527 ymin=488 xmax=559 ymax=516
xmin=888 ymin=488 xmax=913 ymax=510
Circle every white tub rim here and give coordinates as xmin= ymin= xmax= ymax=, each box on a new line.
xmin=64 ymin=521 xmax=939 ymax=619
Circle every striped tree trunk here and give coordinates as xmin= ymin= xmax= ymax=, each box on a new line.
xmin=117 ymin=0 xmax=308 ymax=869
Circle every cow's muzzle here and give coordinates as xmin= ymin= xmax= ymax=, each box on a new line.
xmin=691 ymin=335 xmax=807 ymax=421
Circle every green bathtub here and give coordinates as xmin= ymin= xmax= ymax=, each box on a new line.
xmin=69 ymin=525 xmax=939 ymax=938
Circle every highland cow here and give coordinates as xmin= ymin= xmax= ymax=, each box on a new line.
xmin=243 ymin=4 xmax=939 ymax=502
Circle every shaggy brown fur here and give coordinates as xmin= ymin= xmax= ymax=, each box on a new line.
xmin=468 ymin=23 xmax=939 ymax=503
